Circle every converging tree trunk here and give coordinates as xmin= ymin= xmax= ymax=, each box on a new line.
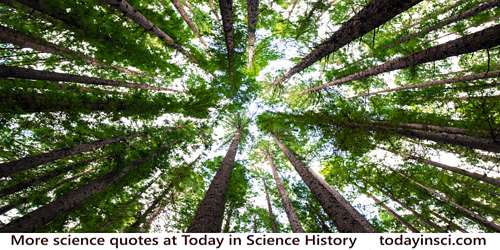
xmin=0 ymin=26 xmax=139 ymax=75
xmin=266 ymin=150 xmax=304 ymax=233
xmin=367 ymin=192 xmax=419 ymax=233
xmin=428 ymin=209 xmax=468 ymax=233
xmin=187 ymin=129 xmax=241 ymax=232
xmin=170 ymin=0 xmax=208 ymax=48
xmin=219 ymin=0 xmax=235 ymax=72
xmin=272 ymin=134 xmax=375 ymax=232
xmin=247 ymin=0 xmax=259 ymax=68
xmin=262 ymin=178 xmax=278 ymax=233
xmin=100 ymin=0 xmax=198 ymax=64
xmin=354 ymin=70 xmax=500 ymax=98
xmin=0 ymin=136 xmax=129 ymax=178
xmin=273 ymin=0 xmax=422 ymax=86
xmin=384 ymin=0 xmax=500 ymax=50
xmin=305 ymin=24 xmax=500 ymax=93
xmin=0 ymin=65 xmax=178 ymax=92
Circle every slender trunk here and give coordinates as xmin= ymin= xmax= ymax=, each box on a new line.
xmin=0 ymin=26 xmax=139 ymax=75
xmin=247 ymin=0 xmax=259 ymax=68
xmin=273 ymin=0 xmax=423 ymax=86
xmin=0 ymin=152 xmax=157 ymax=232
xmin=0 ymin=136 xmax=128 ymax=178
xmin=262 ymin=178 xmax=278 ymax=233
xmin=170 ymin=0 xmax=208 ymax=48
xmin=266 ymin=151 xmax=304 ymax=233
xmin=409 ymin=156 xmax=500 ymax=188
xmin=397 ymin=171 xmax=500 ymax=232
xmin=367 ymin=192 xmax=419 ymax=232
xmin=428 ymin=210 xmax=468 ymax=233
xmin=222 ymin=204 xmax=234 ymax=233
xmin=187 ymin=130 xmax=241 ymax=232
xmin=305 ymin=24 xmax=500 ymax=92
xmin=384 ymin=0 xmax=500 ymax=50
xmin=0 ymin=160 xmax=92 ymax=197
xmin=100 ymin=0 xmax=198 ymax=64
xmin=0 ymin=65 xmax=178 ymax=92
xmin=287 ymin=0 xmax=299 ymax=18
xmin=354 ymin=70 xmax=500 ymax=98
xmin=208 ymin=0 xmax=221 ymax=22
xmin=126 ymin=182 xmax=173 ymax=232
xmin=272 ymin=134 xmax=374 ymax=232
xmin=219 ymin=0 xmax=234 ymax=72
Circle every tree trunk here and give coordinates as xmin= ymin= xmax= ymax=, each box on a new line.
xmin=384 ymin=0 xmax=500 ymax=50
xmin=262 ymin=178 xmax=278 ymax=233
xmin=273 ymin=0 xmax=422 ymax=86
xmin=187 ymin=130 xmax=241 ymax=232
xmin=208 ymin=0 xmax=221 ymax=22
xmin=0 ymin=152 xmax=157 ymax=232
xmin=266 ymin=151 xmax=304 ymax=233
xmin=354 ymin=70 xmax=500 ymax=98
xmin=0 ymin=26 xmax=140 ymax=75
xmin=287 ymin=0 xmax=299 ymax=18
xmin=0 ymin=65 xmax=178 ymax=92
xmin=222 ymin=204 xmax=234 ymax=233
xmin=367 ymin=192 xmax=419 ymax=232
xmin=219 ymin=0 xmax=234 ymax=72
xmin=409 ymin=156 xmax=500 ymax=188
xmin=305 ymin=24 xmax=500 ymax=92
xmin=170 ymin=0 xmax=208 ymax=48
xmin=0 ymin=136 xmax=128 ymax=178
xmin=397 ymin=171 xmax=500 ymax=232
xmin=247 ymin=0 xmax=259 ymax=68
xmin=0 ymin=160 xmax=92 ymax=198
xmin=428 ymin=210 xmax=468 ymax=233
xmin=100 ymin=0 xmax=198 ymax=64
xmin=272 ymin=134 xmax=375 ymax=232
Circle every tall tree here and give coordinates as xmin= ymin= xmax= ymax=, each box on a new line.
xmin=246 ymin=0 xmax=259 ymax=68
xmin=170 ymin=0 xmax=208 ymax=48
xmin=272 ymin=134 xmax=375 ymax=232
xmin=187 ymin=129 xmax=241 ymax=232
xmin=265 ymin=150 xmax=304 ymax=233
xmin=366 ymin=192 xmax=419 ymax=233
xmin=219 ymin=0 xmax=235 ymax=72
xmin=262 ymin=178 xmax=278 ymax=232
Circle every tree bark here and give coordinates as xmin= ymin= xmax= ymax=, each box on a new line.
xmin=273 ymin=0 xmax=423 ymax=86
xmin=0 ymin=152 xmax=157 ymax=232
xmin=384 ymin=0 xmax=500 ymax=50
xmin=354 ymin=70 xmax=500 ymax=98
xmin=170 ymin=0 xmax=208 ymax=48
xmin=0 ymin=160 xmax=92 ymax=198
xmin=262 ymin=178 xmax=278 ymax=232
xmin=0 ymin=136 xmax=128 ymax=178
xmin=187 ymin=130 xmax=241 ymax=232
xmin=219 ymin=0 xmax=234 ymax=72
xmin=100 ymin=0 xmax=198 ymax=64
xmin=305 ymin=24 xmax=500 ymax=93
xmin=272 ymin=134 xmax=375 ymax=232
xmin=247 ymin=0 xmax=259 ymax=68
xmin=367 ymin=192 xmax=419 ymax=232
xmin=266 ymin=151 xmax=304 ymax=233
xmin=397 ymin=171 xmax=500 ymax=232
xmin=0 ymin=26 xmax=140 ymax=75
xmin=0 ymin=65 xmax=179 ymax=92
xmin=409 ymin=156 xmax=500 ymax=188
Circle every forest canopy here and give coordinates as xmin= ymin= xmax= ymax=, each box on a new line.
xmin=0 ymin=0 xmax=499 ymax=233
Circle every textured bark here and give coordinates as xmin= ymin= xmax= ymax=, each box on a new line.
xmin=367 ymin=192 xmax=419 ymax=232
xmin=246 ymin=0 xmax=259 ymax=68
xmin=126 ymin=183 xmax=173 ymax=232
xmin=170 ymin=0 xmax=208 ymax=48
xmin=0 ymin=153 xmax=155 ymax=232
xmin=0 ymin=160 xmax=92 ymax=198
xmin=0 ymin=65 xmax=179 ymax=92
xmin=272 ymin=134 xmax=375 ymax=232
xmin=100 ymin=0 xmax=198 ymax=64
xmin=0 ymin=136 xmax=128 ymax=178
xmin=0 ymin=26 xmax=139 ymax=75
xmin=273 ymin=0 xmax=423 ymax=86
xmin=262 ymin=178 xmax=278 ymax=233
xmin=187 ymin=130 xmax=241 ymax=232
xmin=385 ymin=0 xmax=500 ymax=50
xmin=354 ymin=70 xmax=500 ymax=98
xmin=219 ymin=0 xmax=234 ymax=71
xmin=306 ymin=24 xmax=500 ymax=92
xmin=397 ymin=171 xmax=500 ymax=232
xmin=266 ymin=151 xmax=304 ymax=233
xmin=409 ymin=156 xmax=500 ymax=188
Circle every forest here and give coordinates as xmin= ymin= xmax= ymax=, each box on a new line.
xmin=0 ymin=0 xmax=498 ymax=233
